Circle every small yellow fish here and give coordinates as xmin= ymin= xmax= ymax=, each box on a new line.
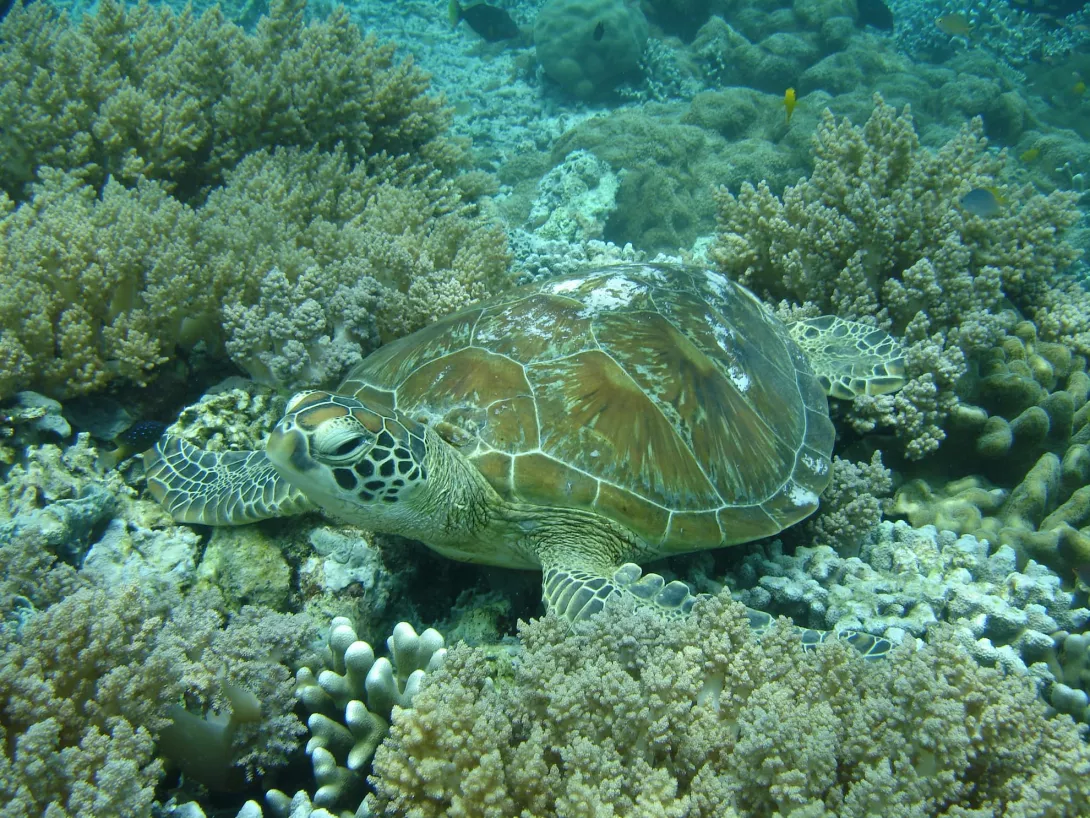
xmin=935 ymin=13 xmax=973 ymax=37
xmin=1020 ymin=146 xmax=1040 ymax=163
xmin=1074 ymin=80 xmax=1087 ymax=97
xmin=784 ymin=87 xmax=796 ymax=125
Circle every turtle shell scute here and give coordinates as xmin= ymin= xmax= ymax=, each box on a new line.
xmin=341 ymin=263 xmax=834 ymax=553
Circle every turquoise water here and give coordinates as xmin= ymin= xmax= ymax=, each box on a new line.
xmin=2 ymin=0 xmax=1090 ymax=814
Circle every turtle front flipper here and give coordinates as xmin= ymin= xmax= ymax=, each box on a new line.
xmin=145 ymin=436 xmax=314 ymax=525
xmin=542 ymin=561 xmax=707 ymax=622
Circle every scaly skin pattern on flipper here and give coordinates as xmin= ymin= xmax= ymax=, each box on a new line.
xmin=787 ymin=315 xmax=906 ymax=400
xmin=145 ymin=264 xmax=904 ymax=658
xmin=144 ymin=437 xmax=313 ymax=525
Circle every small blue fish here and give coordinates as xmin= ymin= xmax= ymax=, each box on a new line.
xmin=959 ymin=187 xmax=1003 ymax=218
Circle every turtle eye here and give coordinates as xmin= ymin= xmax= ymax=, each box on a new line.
xmin=332 ymin=438 xmax=364 ymax=457
xmin=315 ymin=432 xmax=367 ymax=462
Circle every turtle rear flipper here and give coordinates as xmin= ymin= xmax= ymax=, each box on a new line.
xmin=545 ymin=559 xmax=892 ymax=659
xmin=789 ymin=316 xmax=906 ymax=400
xmin=144 ymin=436 xmax=313 ymax=525
xmin=542 ymin=562 xmax=705 ymax=622
xmin=745 ymin=607 xmax=892 ymax=660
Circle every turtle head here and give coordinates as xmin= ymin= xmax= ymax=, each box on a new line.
xmin=265 ymin=390 xmax=430 ymax=523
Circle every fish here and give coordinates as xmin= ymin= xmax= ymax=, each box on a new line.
xmin=97 ymin=420 xmax=168 ymax=471
xmin=856 ymin=0 xmax=894 ymax=30
xmin=1020 ymin=146 xmax=1041 ymax=162
xmin=1074 ymin=80 xmax=1087 ymax=96
xmin=959 ymin=187 xmax=1003 ymax=218
xmin=784 ymin=87 xmax=797 ymax=125
xmin=449 ymin=0 xmax=521 ymax=42
xmin=935 ymin=13 xmax=973 ymax=37
xmin=593 ymin=21 xmax=605 ymax=41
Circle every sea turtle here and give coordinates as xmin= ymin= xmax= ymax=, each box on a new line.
xmin=145 ymin=263 xmax=905 ymax=656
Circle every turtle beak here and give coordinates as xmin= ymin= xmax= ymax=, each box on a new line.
xmin=266 ymin=426 xmax=315 ymax=476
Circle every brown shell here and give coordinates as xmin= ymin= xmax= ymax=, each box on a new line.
xmin=339 ymin=264 xmax=834 ymax=554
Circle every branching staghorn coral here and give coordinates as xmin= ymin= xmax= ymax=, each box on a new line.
xmin=712 ymin=94 xmax=1087 ymax=459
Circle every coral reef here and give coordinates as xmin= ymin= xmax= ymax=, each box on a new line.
xmin=0 ymin=0 xmax=450 ymax=203
xmin=0 ymin=171 xmax=203 ymax=399
xmin=0 ymin=431 xmax=326 ymax=800
xmin=801 ymin=452 xmax=892 ymax=550
xmin=5 ymin=0 xmax=1090 ymax=813
xmin=0 ymin=393 xmax=69 ymax=467
xmin=525 ymin=149 xmax=619 ymax=244
xmin=237 ymin=791 xmax=341 ymax=818
xmin=0 ymin=432 xmax=190 ymax=631
xmin=728 ymin=520 xmax=1089 ymax=667
xmin=889 ymin=323 xmax=1090 ymax=573
xmin=726 ymin=519 xmax=1090 ymax=725
xmin=0 ymin=526 xmax=84 ymax=634
xmin=367 ymin=594 xmax=1090 ymax=817
xmin=0 ymin=586 xmax=168 ymax=814
xmin=0 ymin=433 xmax=167 ymax=530
xmin=691 ymin=0 xmax=856 ymax=95
xmin=0 ymin=582 xmax=321 ymax=811
xmin=509 ymin=235 xmax=644 ymax=282
xmin=712 ymin=94 xmax=1087 ymax=459
xmin=292 ymin=617 xmax=446 ymax=812
xmin=221 ymin=266 xmax=381 ymax=393
xmin=533 ymin=0 xmax=648 ymax=99
xmin=549 ymin=101 xmax=797 ymax=254
xmin=895 ymin=0 xmax=1090 ymax=70
xmin=0 ymin=0 xmax=509 ymax=400
xmin=196 ymin=527 xmax=294 ymax=610
xmin=202 ymin=145 xmax=511 ymax=364
xmin=159 ymin=385 xmax=287 ymax=454
xmin=1049 ymin=630 xmax=1090 ymax=722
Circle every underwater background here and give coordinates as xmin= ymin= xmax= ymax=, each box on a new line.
xmin=4 ymin=0 xmax=1090 ymax=813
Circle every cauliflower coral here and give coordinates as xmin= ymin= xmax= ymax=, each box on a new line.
xmin=367 ymin=595 xmax=1090 ymax=817
xmin=0 ymin=0 xmax=510 ymax=400
xmin=712 ymin=94 xmax=1087 ymax=459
